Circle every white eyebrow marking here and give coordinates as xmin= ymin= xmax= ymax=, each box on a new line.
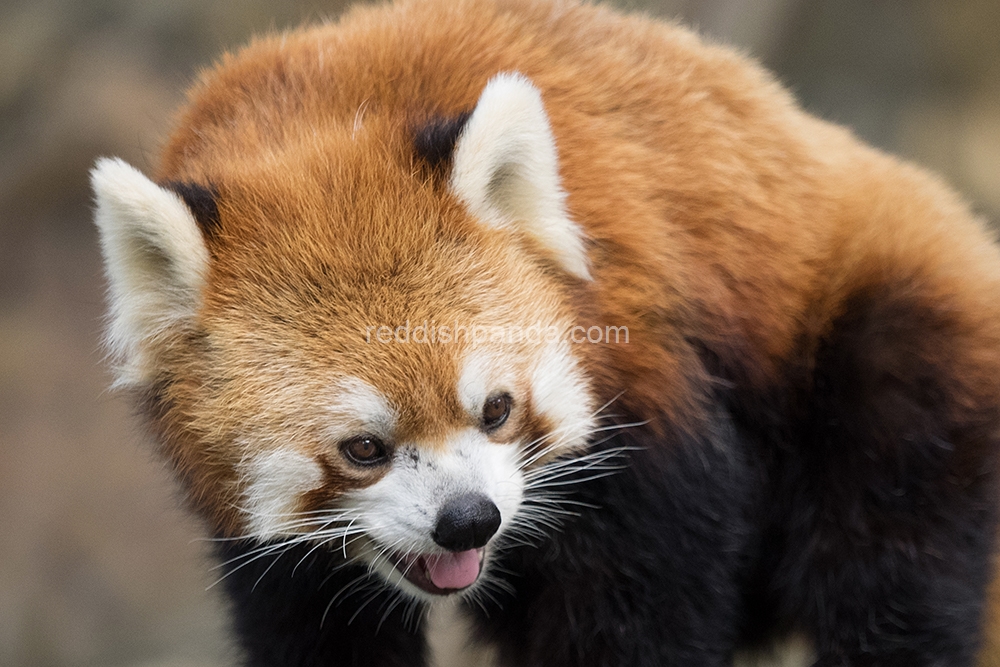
xmin=457 ymin=347 xmax=517 ymax=416
xmin=324 ymin=375 xmax=397 ymax=442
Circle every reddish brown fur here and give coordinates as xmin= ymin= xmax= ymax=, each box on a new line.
xmin=145 ymin=0 xmax=1000 ymax=658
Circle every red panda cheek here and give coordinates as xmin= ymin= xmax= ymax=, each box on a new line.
xmin=238 ymin=448 xmax=326 ymax=538
xmin=527 ymin=338 xmax=596 ymax=458
xmin=238 ymin=444 xmax=399 ymax=538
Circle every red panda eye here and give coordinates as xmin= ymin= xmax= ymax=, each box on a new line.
xmin=482 ymin=393 xmax=511 ymax=430
xmin=342 ymin=435 xmax=389 ymax=466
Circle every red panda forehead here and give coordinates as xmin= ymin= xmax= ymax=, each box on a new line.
xmin=201 ymin=211 xmax=557 ymax=350
xmin=320 ymin=338 xmax=583 ymax=451
xmin=198 ymin=132 xmax=455 ymax=248
xmin=195 ymin=134 xmax=573 ymax=346
xmin=198 ymin=252 xmax=575 ymax=444
xmin=196 ymin=255 xmax=583 ymax=451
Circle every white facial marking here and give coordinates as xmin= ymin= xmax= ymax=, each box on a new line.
xmin=238 ymin=377 xmax=394 ymax=539
xmin=90 ymin=157 xmax=210 ymax=386
xmin=530 ymin=338 xmax=595 ymax=451
xmin=324 ymin=376 xmax=397 ymax=443
xmin=241 ymin=448 xmax=324 ymax=538
xmin=450 ymin=73 xmax=591 ymax=280
xmin=457 ymin=348 xmax=516 ymax=416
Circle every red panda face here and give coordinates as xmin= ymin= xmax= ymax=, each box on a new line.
xmin=92 ymin=74 xmax=601 ymax=599
xmin=192 ymin=209 xmax=597 ymax=597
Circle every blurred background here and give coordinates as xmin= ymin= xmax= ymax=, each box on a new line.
xmin=1 ymin=0 xmax=998 ymax=665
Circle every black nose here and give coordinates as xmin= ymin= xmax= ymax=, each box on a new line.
xmin=432 ymin=493 xmax=501 ymax=552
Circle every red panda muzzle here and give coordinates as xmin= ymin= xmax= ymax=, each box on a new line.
xmin=386 ymin=494 xmax=501 ymax=595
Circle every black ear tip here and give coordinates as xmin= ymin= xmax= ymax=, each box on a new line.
xmin=162 ymin=180 xmax=220 ymax=238
xmin=413 ymin=110 xmax=473 ymax=171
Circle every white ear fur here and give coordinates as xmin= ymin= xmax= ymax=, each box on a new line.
xmin=450 ymin=73 xmax=591 ymax=280
xmin=90 ymin=157 xmax=210 ymax=386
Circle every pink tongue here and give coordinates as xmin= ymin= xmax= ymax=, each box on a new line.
xmin=426 ymin=550 xmax=481 ymax=590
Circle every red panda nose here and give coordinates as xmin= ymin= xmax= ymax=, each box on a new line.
xmin=432 ymin=492 xmax=502 ymax=552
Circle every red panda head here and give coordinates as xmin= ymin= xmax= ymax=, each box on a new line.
xmin=91 ymin=74 xmax=604 ymax=599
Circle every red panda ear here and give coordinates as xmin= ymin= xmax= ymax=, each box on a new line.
xmin=90 ymin=157 xmax=210 ymax=387
xmin=450 ymin=73 xmax=591 ymax=281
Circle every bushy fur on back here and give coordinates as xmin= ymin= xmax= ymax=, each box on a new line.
xmin=92 ymin=0 xmax=1000 ymax=665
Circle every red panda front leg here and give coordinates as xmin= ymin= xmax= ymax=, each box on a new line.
xmin=215 ymin=539 xmax=430 ymax=667
xmin=771 ymin=279 xmax=1000 ymax=666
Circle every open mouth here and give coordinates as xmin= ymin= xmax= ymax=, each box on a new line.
xmin=388 ymin=548 xmax=485 ymax=595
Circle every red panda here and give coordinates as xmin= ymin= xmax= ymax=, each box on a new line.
xmin=90 ymin=0 xmax=1000 ymax=665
